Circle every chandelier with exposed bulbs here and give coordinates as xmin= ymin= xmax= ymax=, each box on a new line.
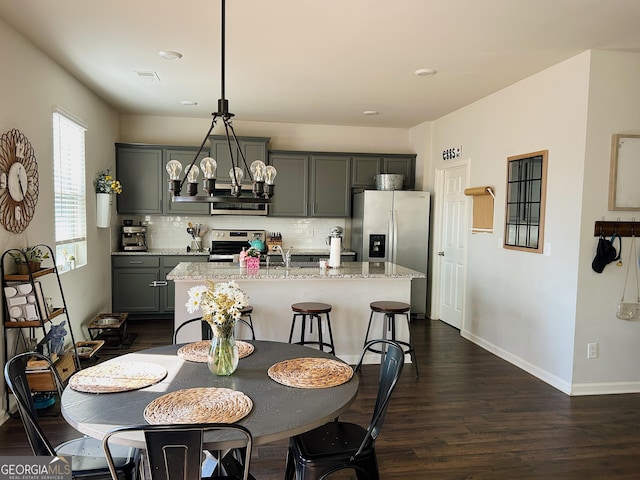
xmin=167 ymin=0 xmax=275 ymax=204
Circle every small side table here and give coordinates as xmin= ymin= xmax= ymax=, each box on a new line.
xmin=87 ymin=313 xmax=129 ymax=348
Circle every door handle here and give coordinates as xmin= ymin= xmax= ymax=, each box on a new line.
xmin=437 ymin=251 xmax=445 ymax=256
xmin=149 ymin=281 xmax=168 ymax=287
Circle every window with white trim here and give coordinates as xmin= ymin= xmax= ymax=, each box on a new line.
xmin=53 ymin=110 xmax=87 ymax=272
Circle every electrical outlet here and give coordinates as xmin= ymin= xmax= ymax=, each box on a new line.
xmin=587 ymin=342 xmax=598 ymax=359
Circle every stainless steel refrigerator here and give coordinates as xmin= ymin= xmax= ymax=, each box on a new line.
xmin=351 ymin=190 xmax=430 ymax=316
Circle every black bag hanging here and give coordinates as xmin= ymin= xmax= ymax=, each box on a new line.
xmin=592 ymin=233 xmax=621 ymax=273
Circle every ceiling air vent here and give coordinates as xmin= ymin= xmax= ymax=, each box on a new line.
xmin=134 ymin=70 xmax=160 ymax=82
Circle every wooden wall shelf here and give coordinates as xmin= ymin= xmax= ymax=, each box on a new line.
xmin=593 ymin=220 xmax=640 ymax=237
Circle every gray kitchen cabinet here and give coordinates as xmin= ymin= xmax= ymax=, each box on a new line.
xmin=161 ymin=256 xmax=207 ymax=312
xmin=351 ymin=154 xmax=416 ymax=189
xmin=163 ymin=147 xmax=210 ymax=215
xmin=116 ymin=144 xmax=212 ymax=215
xmin=112 ymin=256 xmax=161 ymax=314
xmin=267 ymin=152 xmax=350 ymax=218
xmin=268 ymin=153 xmax=309 ymax=217
xmin=209 ymin=136 xmax=270 ymax=185
xmin=310 ymin=155 xmax=351 ymax=217
xmin=112 ymin=255 xmax=207 ymax=316
xmin=351 ymin=156 xmax=381 ymax=188
xmin=116 ymin=145 xmax=164 ymax=214
xmin=383 ymin=156 xmax=415 ymax=189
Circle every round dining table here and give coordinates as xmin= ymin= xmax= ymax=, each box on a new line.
xmin=61 ymin=340 xmax=359 ymax=449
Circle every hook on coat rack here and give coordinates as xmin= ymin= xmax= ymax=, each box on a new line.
xmin=594 ymin=219 xmax=640 ymax=237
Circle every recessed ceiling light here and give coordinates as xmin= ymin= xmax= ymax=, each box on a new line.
xmin=180 ymin=100 xmax=198 ymax=106
xmin=363 ymin=110 xmax=379 ymax=116
xmin=414 ymin=68 xmax=437 ymax=77
xmin=159 ymin=50 xmax=183 ymax=60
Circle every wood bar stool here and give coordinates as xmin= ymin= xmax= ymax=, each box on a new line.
xmin=288 ymin=302 xmax=335 ymax=354
xmin=364 ymin=301 xmax=419 ymax=377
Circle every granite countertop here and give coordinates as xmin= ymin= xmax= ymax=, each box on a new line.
xmin=166 ymin=261 xmax=425 ymax=281
xmin=111 ymin=249 xmax=209 ymax=256
xmin=111 ymin=249 xmax=356 ymax=256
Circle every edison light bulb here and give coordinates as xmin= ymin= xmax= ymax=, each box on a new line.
xmin=186 ymin=164 xmax=200 ymax=182
xmin=265 ymin=165 xmax=277 ymax=185
xmin=166 ymin=160 xmax=183 ymax=180
xmin=200 ymin=157 xmax=217 ymax=179
xmin=229 ymin=167 xmax=244 ymax=185
xmin=250 ymin=160 xmax=266 ymax=182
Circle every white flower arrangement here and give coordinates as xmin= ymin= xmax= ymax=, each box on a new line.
xmin=185 ymin=281 xmax=249 ymax=334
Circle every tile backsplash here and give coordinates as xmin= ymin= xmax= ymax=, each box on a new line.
xmin=117 ymin=215 xmax=351 ymax=252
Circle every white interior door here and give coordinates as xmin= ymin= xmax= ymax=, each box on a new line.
xmin=438 ymin=164 xmax=468 ymax=329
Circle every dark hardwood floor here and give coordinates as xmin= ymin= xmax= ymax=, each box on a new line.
xmin=2 ymin=317 xmax=640 ymax=479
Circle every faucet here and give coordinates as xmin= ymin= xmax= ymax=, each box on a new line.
xmin=274 ymin=245 xmax=292 ymax=268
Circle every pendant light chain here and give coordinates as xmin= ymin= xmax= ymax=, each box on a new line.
xmin=168 ymin=0 xmax=275 ymax=202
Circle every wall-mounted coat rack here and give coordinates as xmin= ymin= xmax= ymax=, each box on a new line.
xmin=593 ymin=219 xmax=639 ymax=237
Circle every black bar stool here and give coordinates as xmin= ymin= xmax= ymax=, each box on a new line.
xmin=238 ymin=305 xmax=256 ymax=340
xmin=288 ymin=302 xmax=335 ymax=354
xmin=364 ymin=301 xmax=419 ymax=377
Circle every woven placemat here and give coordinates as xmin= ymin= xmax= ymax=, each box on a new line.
xmin=177 ymin=340 xmax=254 ymax=363
xmin=69 ymin=361 xmax=167 ymax=393
xmin=268 ymin=357 xmax=354 ymax=389
xmin=144 ymin=387 xmax=253 ymax=424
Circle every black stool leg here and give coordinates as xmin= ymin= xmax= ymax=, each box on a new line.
xmin=324 ymin=312 xmax=335 ymax=355
xmin=300 ymin=313 xmax=313 ymax=345
xmin=288 ymin=314 xmax=298 ymax=344
xmin=314 ymin=314 xmax=324 ymax=353
xmin=404 ymin=312 xmax=419 ymax=377
xmin=363 ymin=310 xmax=375 ymax=347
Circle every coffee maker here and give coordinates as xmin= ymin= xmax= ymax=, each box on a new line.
xmin=121 ymin=221 xmax=147 ymax=251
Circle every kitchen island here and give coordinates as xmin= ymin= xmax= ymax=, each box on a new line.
xmin=167 ymin=262 xmax=425 ymax=364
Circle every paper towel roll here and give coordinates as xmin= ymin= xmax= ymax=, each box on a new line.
xmin=329 ymin=237 xmax=341 ymax=268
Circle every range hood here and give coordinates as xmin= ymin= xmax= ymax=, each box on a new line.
xmin=209 ymin=190 xmax=269 ymax=215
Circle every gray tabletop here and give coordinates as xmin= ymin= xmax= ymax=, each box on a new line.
xmin=61 ymin=341 xmax=359 ymax=448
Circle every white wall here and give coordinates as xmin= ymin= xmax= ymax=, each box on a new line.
xmin=572 ymin=50 xmax=640 ymax=393
xmin=119 ymin=114 xmax=413 ymax=153
xmin=0 ymin=19 xmax=119 ymax=417
xmin=426 ymin=50 xmax=640 ymax=395
xmin=429 ymin=52 xmax=593 ymax=393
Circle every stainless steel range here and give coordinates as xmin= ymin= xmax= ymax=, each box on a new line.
xmin=209 ymin=229 xmax=266 ymax=262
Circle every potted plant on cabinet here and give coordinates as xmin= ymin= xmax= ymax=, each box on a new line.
xmin=10 ymin=247 xmax=50 ymax=274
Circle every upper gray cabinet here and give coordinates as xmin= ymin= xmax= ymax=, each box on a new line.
xmin=209 ymin=136 xmax=270 ymax=185
xmin=163 ymin=147 xmax=210 ymax=215
xmin=268 ymin=152 xmax=350 ymax=218
xmin=116 ymin=144 xmax=210 ymax=215
xmin=116 ymin=142 xmax=416 ymax=218
xmin=268 ymin=152 xmax=309 ymax=217
xmin=351 ymin=154 xmax=416 ymax=189
xmin=116 ymin=145 xmax=164 ymax=214
xmin=309 ymin=155 xmax=351 ymax=217
xmin=383 ymin=156 xmax=415 ymax=189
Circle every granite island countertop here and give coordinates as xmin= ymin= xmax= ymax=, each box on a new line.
xmin=111 ymin=249 xmax=210 ymax=256
xmin=111 ymin=249 xmax=356 ymax=257
xmin=166 ymin=261 xmax=424 ymax=281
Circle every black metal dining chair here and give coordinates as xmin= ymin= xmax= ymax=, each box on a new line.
xmin=4 ymin=351 xmax=139 ymax=479
xmin=284 ymin=339 xmax=405 ymax=480
xmin=173 ymin=317 xmax=255 ymax=344
xmin=102 ymin=423 xmax=253 ymax=480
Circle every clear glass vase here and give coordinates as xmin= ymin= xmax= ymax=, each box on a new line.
xmin=207 ymin=324 xmax=239 ymax=376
